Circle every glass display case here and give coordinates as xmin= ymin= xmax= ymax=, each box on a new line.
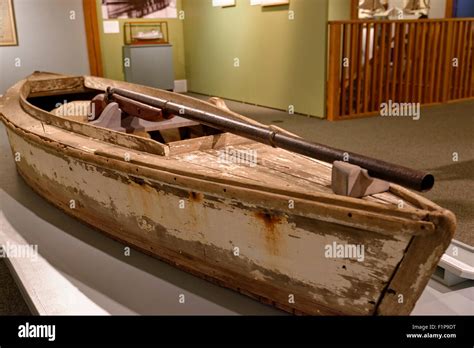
xmin=124 ymin=21 xmax=169 ymax=45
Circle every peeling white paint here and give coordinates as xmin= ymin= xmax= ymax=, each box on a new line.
xmin=6 ymin=129 xmax=411 ymax=313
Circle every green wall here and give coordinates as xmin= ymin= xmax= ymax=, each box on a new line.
xmin=95 ymin=0 xmax=351 ymax=118
xmin=328 ymin=0 xmax=352 ymax=20
xmin=96 ymin=0 xmax=186 ymax=81
xmin=182 ymin=0 xmax=329 ymax=118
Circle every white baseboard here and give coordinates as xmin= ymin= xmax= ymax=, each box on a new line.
xmin=173 ymin=80 xmax=188 ymax=93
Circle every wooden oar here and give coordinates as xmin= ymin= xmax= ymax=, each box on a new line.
xmin=106 ymin=86 xmax=434 ymax=192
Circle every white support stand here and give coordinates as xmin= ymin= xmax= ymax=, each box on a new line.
xmin=435 ymin=240 xmax=474 ymax=286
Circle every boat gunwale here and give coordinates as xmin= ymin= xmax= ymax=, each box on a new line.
xmin=20 ymin=74 xmax=170 ymax=156
xmin=0 ymin=74 xmax=454 ymax=236
xmin=2 ymin=112 xmax=457 ymax=316
xmin=2 ymin=111 xmax=445 ymax=241
xmin=22 ymin=74 xmax=276 ymax=156
xmin=0 ymin=73 xmax=457 ymax=316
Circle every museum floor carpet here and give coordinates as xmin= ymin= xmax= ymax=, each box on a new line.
xmin=0 ymin=259 xmax=30 ymax=315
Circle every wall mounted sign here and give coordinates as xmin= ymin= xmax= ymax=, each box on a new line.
xmin=0 ymin=0 xmax=18 ymax=46
xmin=212 ymin=0 xmax=236 ymax=7
xmin=103 ymin=20 xmax=120 ymax=34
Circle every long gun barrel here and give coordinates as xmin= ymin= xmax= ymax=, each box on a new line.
xmin=106 ymin=87 xmax=434 ymax=192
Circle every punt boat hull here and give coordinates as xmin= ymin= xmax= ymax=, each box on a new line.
xmin=0 ymin=73 xmax=456 ymax=315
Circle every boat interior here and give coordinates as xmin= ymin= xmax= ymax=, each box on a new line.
xmin=22 ymin=78 xmax=422 ymax=210
xmin=27 ymin=88 xmax=224 ymax=144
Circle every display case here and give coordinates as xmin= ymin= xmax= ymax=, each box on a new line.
xmin=124 ymin=21 xmax=169 ymax=45
xmin=123 ymin=44 xmax=174 ymax=90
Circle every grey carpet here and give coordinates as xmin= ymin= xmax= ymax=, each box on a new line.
xmin=188 ymin=93 xmax=474 ymax=246
xmin=0 ymin=258 xmax=31 ymax=315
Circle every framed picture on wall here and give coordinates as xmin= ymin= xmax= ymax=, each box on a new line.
xmin=102 ymin=0 xmax=177 ymax=19
xmin=0 ymin=0 xmax=18 ymax=46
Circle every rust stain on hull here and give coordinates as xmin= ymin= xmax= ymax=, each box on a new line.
xmin=189 ymin=191 xmax=204 ymax=203
xmin=255 ymin=211 xmax=284 ymax=255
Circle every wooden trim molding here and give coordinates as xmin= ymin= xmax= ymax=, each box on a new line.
xmin=351 ymin=0 xmax=359 ymax=20
xmin=445 ymin=0 xmax=454 ymax=18
xmin=83 ymin=0 xmax=103 ymax=77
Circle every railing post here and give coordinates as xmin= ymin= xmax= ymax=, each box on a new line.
xmin=327 ymin=23 xmax=342 ymax=121
xmin=441 ymin=20 xmax=454 ymax=102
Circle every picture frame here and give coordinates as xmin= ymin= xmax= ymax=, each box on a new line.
xmin=0 ymin=0 xmax=18 ymax=46
xmin=261 ymin=0 xmax=290 ymax=6
xmin=102 ymin=0 xmax=178 ymax=19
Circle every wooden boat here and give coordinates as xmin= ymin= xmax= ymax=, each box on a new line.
xmin=0 ymin=72 xmax=456 ymax=315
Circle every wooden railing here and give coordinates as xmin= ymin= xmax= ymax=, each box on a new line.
xmin=327 ymin=18 xmax=474 ymax=121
